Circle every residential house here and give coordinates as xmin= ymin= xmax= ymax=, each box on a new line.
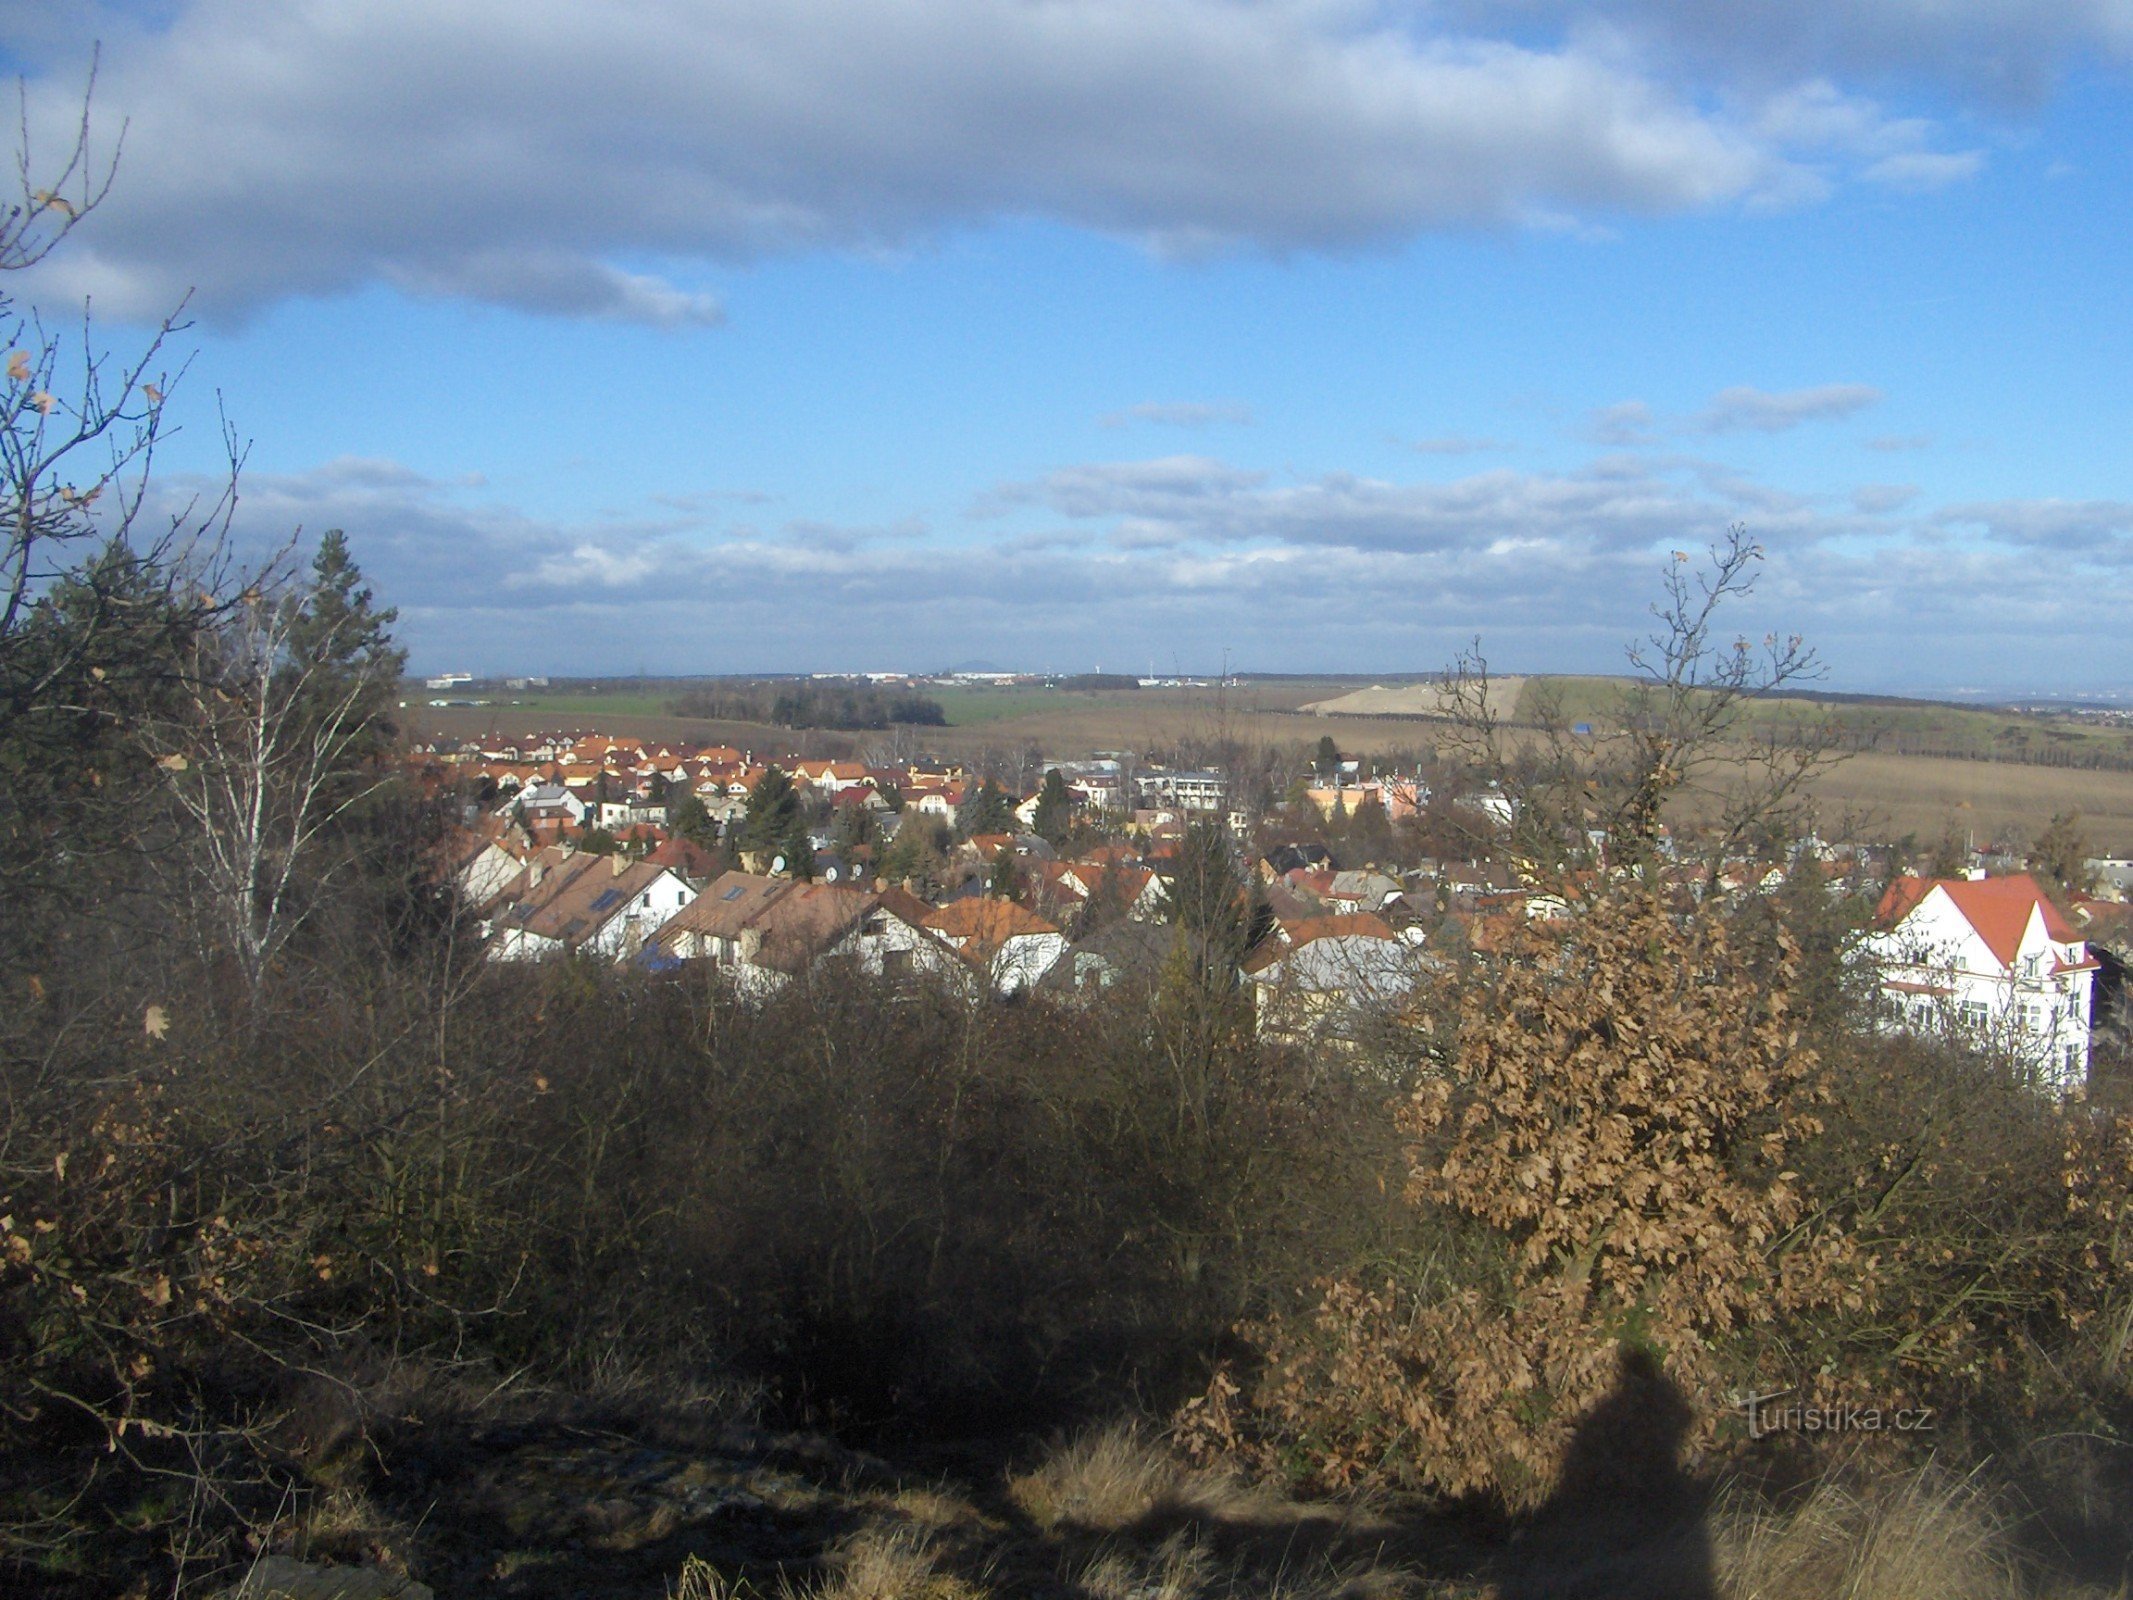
xmin=1242 ymin=912 xmax=1415 ymax=1041
xmin=490 ymin=853 xmax=698 ymax=962
xmin=821 ymin=886 xmax=964 ymax=985
xmin=1863 ymin=873 xmax=2096 ymax=1090
xmin=1135 ymin=769 xmax=1229 ymax=813
xmin=646 ymin=871 xmax=791 ymax=987
xmin=921 ymin=898 xmax=1066 ymax=995
xmin=501 ymin=782 xmax=587 ymax=828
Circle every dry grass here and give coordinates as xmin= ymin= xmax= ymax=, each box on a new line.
xmin=1713 ymin=1465 xmax=2116 ymax=1600
xmin=648 ymin=1438 xmax=2126 ymax=1600
xmin=1073 ymin=1533 xmax=1214 ymax=1600
xmin=283 ymin=1483 xmax=422 ymax=1578
xmin=1007 ymin=1422 xmax=1268 ymax=1533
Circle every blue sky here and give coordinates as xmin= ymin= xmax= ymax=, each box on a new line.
xmin=6 ymin=2 xmax=2132 ymax=691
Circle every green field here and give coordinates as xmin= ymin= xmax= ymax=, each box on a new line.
xmin=413 ymin=691 xmax=680 ymax=719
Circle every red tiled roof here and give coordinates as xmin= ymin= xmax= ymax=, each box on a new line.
xmin=923 ymin=897 xmax=1058 ymax=955
xmin=1881 ymin=873 xmax=2079 ymax=969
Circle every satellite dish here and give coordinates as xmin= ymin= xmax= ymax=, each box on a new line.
xmin=770 ymin=853 xmax=787 ymax=874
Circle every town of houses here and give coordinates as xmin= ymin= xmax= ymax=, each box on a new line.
xmin=421 ymin=728 xmax=2133 ymax=1089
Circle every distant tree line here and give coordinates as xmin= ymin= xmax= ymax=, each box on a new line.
xmin=668 ymin=678 xmax=948 ymax=729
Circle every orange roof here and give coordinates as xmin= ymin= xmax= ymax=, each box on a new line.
xmin=1881 ymin=873 xmax=2079 ymax=968
xmin=923 ymin=896 xmax=1058 ymax=955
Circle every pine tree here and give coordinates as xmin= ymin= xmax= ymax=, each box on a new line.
xmin=1031 ymin=767 xmax=1073 ymax=844
xmin=739 ymin=765 xmax=802 ymax=854
xmin=284 ymin=529 xmax=404 ymax=770
xmin=959 ymin=778 xmax=1015 ymax=838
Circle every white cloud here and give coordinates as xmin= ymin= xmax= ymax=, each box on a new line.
xmin=1098 ymin=400 xmax=1256 ymax=429
xmin=1863 ymin=149 xmax=1987 ymax=191
xmin=1462 ymin=0 xmax=2133 ymax=104
xmin=1696 ymin=383 xmax=1883 ymax=433
xmin=1940 ymin=497 xmax=2133 ymax=556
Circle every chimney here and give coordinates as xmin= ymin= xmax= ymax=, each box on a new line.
xmin=612 ymin=853 xmax=629 ymax=876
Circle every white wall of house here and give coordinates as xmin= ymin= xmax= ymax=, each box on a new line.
xmin=822 ymin=912 xmax=962 ymax=983
xmin=1864 ymin=886 xmax=2094 ymax=1091
xmin=583 ymin=868 xmax=699 ymax=960
xmin=989 ymin=931 xmax=1067 ymax=994
xmin=456 ymin=842 xmax=521 ymax=907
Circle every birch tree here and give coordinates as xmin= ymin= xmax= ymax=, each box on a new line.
xmin=150 ymin=535 xmax=402 ymax=991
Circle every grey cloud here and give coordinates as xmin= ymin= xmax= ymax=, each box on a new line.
xmin=1099 ymin=400 xmax=1256 ymax=429
xmin=14 ymin=0 xmax=1877 ymax=324
xmin=1853 ymin=483 xmax=1918 ymax=513
xmin=1454 ymin=0 xmax=2133 ymax=104
xmin=386 ymin=252 xmax=725 ymax=328
xmin=1940 ymin=497 xmax=2133 ymax=555
xmin=1587 ymin=400 xmax=1657 ymax=446
xmin=1412 ymin=434 xmax=1510 ymax=455
xmin=1697 ymin=383 xmax=1883 ymax=433
xmin=167 ymin=449 xmax=2133 ymax=686
xmin=989 ymin=452 xmax=1842 ymax=558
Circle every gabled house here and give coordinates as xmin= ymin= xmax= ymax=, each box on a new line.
xmin=439 ymin=825 xmax=525 ymax=908
xmin=1242 ymin=912 xmax=1414 ymax=1041
xmin=1325 ymin=869 xmax=1403 ymax=915
xmin=921 ymin=897 xmax=1066 ymax=995
xmin=501 ymin=782 xmax=587 ymax=828
xmin=821 ymin=886 xmax=964 ymax=985
xmin=489 ymin=853 xmax=698 ymax=962
xmin=647 ymin=871 xmax=791 ymax=977
xmin=1863 ymin=873 xmax=2097 ymax=1091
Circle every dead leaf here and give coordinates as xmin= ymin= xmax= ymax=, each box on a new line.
xmin=5 ymin=351 xmax=29 ymax=382
xmin=30 ymin=391 xmax=55 ymax=415
xmin=155 ymin=753 xmax=189 ymax=773
xmin=25 ymin=975 xmax=43 ymax=1003
xmin=142 ymin=382 xmax=162 ymax=405
xmin=143 ymin=1004 xmax=170 ymax=1041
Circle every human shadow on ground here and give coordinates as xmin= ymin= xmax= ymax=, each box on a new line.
xmin=1491 ymin=1344 xmax=1716 ymax=1600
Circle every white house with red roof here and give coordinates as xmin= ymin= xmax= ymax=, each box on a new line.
xmin=1864 ymin=873 xmax=2097 ymax=1091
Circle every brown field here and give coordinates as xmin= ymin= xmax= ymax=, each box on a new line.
xmin=404 ymin=685 xmax=2133 ymax=855
xmin=1298 ymin=675 xmax=1525 ymax=721
xmin=1795 ymin=749 xmax=2133 ymax=854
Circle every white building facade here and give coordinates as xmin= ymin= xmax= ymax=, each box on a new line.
xmin=1864 ymin=874 xmax=2096 ymax=1092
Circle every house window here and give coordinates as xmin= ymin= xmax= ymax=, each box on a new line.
xmin=883 ymin=949 xmax=912 ymax=978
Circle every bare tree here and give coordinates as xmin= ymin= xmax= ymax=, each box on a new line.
xmin=148 ymin=568 xmax=401 ymax=992
xmin=1443 ymin=527 xmax=1846 ymax=880
xmin=0 ymin=59 xmax=237 ymax=752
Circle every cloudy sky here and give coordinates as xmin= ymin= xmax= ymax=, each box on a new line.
xmin=5 ymin=2 xmax=2131 ymax=691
